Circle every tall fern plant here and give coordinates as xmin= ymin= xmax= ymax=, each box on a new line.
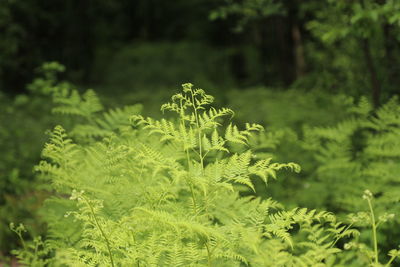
xmin=17 ymin=84 xmax=358 ymax=266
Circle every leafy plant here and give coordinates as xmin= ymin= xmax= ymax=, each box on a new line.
xmin=9 ymin=223 xmax=51 ymax=267
xmin=342 ymin=190 xmax=400 ymax=266
xmin=302 ymin=97 xmax=400 ymax=259
xmin=11 ymin=83 xmax=360 ymax=266
xmin=0 ymin=62 xmax=67 ymax=254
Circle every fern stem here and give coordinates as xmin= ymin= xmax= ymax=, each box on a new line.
xmin=189 ymin=182 xmax=198 ymax=211
xmin=330 ymin=223 xmax=353 ymax=248
xmin=385 ymin=255 xmax=397 ymax=267
xmin=367 ymin=197 xmax=379 ymax=264
xmin=32 ymin=240 xmax=40 ymax=264
xmin=205 ymin=241 xmax=212 ymax=267
xmin=185 ymin=141 xmax=198 ymax=212
xmin=16 ymin=232 xmax=27 ymax=251
xmin=180 ymin=96 xmax=198 ymax=213
xmin=185 ymin=147 xmax=191 ymax=169
xmin=82 ymin=196 xmax=115 ymax=267
xmin=190 ymin=89 xmax=204 ymax=171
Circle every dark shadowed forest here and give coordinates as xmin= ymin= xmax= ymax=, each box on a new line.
xmin=1 ymin=1 xmax=400 ymax=266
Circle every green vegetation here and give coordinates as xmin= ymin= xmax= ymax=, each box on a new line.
xmin=2 ymin=0 xmax=400 ymax=266
xmin=1 ymin=78 xmax=398 ymax=266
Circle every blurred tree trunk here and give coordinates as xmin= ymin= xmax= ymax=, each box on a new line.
xmin=287 ymin=0 xmax=306 ymax=80
xmin=361 ymin=38 xmax=381 ymax=108
xmin=383 ymin=23 xmax=399 ymax=97
xmin=276 ymin=17 xmax=293 ymax=86
xmin=291 ymin=23 xmax=306 ymax=79
xmin=358 ymin=0 xmax=381 ymax=107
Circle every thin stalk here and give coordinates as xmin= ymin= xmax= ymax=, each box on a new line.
xmin=16 ymin=232 xmax=27 ymax=251
xmin=189 ymin=89 xmax=210 ymax=216
xmin=180 ymin=102 xmax=197 ymax=212
xmin=385 ymin=255 xmax=397 ymax=267
xmin=205 ymin=241 xmax=212 ymax=267
xmin=190 ymin=147 xmax=201 ymax=158
xmin=33 ymin=241 xmax=39 ymax=263
xmin=184 ymin=140 xmax=198 ymax=211
xmin=186 ymin=149 xmax=192 ymax=168
xmin=189 ymin=183 xmax=198 ymax=211
xmin=82 ymin=196 xmax=115 ymax=267
xmin=367 ymin=197 xmax=379 ymax=265
xmin=202 ymin=150 xmax=211 ymax=161
xmin=330 ymin=223 xmax=353 ymax=248
xmin=190 ymin=90 xmax=204 ymax=171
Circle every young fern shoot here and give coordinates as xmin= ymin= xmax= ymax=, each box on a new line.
xmin=345 ymin=190 xmax=400 ymax=266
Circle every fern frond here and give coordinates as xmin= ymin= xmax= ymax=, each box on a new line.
xmin=53 ymin=89 xmax=103 ymax=119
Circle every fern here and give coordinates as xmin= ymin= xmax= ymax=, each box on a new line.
xmin=302 ymin=97 xmax=400 ymax=265
xmin=12 ymin=83 xmax=361 ymax=266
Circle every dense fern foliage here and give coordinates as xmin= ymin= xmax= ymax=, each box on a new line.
xmin=10 ymin=83 xmax=372 ymax=266
xmin=301 ymin=97 xmax=400 ymax=252
xmin=3 ymin=69 xmax=399 ymax=266
xmin=4 ymin=0 xmax=400 ymax=263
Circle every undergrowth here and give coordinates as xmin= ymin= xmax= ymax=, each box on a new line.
xmin=9 ymin=83 xmax=363 ymax=266
xmin=302 ymin=97 xmax=400 ymax=252
xmin=8 ymin=79 xmax=400 ymax=266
